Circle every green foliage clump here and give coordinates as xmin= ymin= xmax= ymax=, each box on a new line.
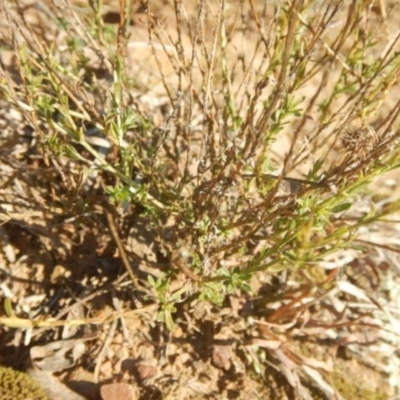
xmin=0 ymin=366 xmax=49 ymax=400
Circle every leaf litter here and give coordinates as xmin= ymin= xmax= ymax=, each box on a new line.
xmin=0 ymin=1 xmax=400 ymax=399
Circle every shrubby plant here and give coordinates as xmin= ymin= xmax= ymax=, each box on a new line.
xmin=1 ymin=0 xmax=400 ymax=398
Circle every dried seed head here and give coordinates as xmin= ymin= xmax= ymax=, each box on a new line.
xmin=341 ymin=124 xmax=378 ymax=159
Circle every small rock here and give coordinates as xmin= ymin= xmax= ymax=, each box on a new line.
xmin=100 ymin=382 xmax=135 ymax=400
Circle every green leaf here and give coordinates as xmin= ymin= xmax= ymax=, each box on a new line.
xmin=331 ymin=202 xmax=352 ymax=213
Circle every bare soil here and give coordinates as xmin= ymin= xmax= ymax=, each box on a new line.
xmin=1 ymin=1 xmax=400 ymax=399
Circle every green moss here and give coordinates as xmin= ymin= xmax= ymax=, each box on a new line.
xmin=331 ymin=371 xmax=389 ymax=400
xmin=0 ymin=366 xmax=49 ymax=400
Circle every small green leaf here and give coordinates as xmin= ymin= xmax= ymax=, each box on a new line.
xmin=331 ymin=202 xmax=352 ymax=213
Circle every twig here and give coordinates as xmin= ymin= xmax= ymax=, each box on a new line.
xmin=106 ymin=211 xmax=140 ymax=289
xmin=241 ymin=173 xmax=328 ymax=188
xmin=94 ymin=318 xmax=118 ymax=383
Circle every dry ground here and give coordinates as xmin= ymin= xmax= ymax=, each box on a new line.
xmin=1 ymin=1 xmax=400 ymax=399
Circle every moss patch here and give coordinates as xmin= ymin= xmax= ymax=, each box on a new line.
xmin=0 ymin=366 xmax=49 ymax=400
